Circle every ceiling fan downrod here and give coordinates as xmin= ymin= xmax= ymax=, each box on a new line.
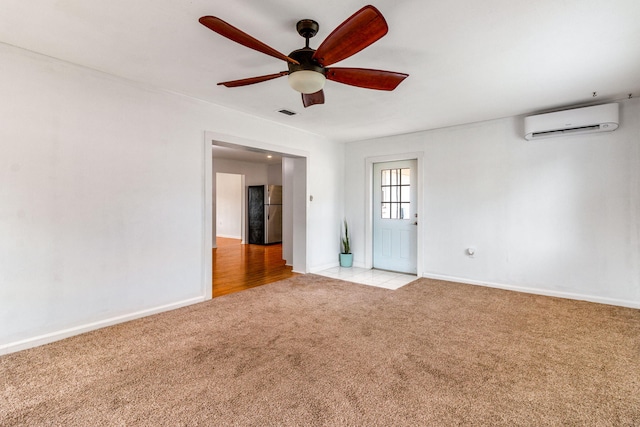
xmin=296 ymin=19 xmax=319 ymax=49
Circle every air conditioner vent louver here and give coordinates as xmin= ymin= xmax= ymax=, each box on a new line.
xmin=524 ymin=103 xmax=619 ymax=141
xmin=531 ymin=124 xmax=602 ymax=138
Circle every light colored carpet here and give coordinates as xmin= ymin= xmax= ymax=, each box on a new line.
xmin=2 ymin=275 xmax=639 ymax=426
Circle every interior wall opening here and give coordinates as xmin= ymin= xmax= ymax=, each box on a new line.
xmin=207 ymin=136 xmax=308 ymax=298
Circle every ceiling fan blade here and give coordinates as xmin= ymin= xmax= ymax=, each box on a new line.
xmin=312 ymin=5 xmax=388 ymax=67
xmin=326 ymin=68 xmax=408 ymax=91
xmin=199 ymin=16 xmax=299 ymax=64
xmin=302 ymin=90 xmax=325 ymax=108
xmin=217 ymin=72 xmax=288 ymax=88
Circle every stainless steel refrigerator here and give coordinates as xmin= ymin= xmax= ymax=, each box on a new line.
xmin=248 ymin=185 xmax=282 ymax=244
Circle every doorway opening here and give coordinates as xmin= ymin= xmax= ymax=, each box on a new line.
xmin=216 ymin=173 xmax=244 ymax=241
xmin=202 ymin=132 xmax=308 ymax=299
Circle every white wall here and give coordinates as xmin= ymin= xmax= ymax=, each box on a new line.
xmin=0 ymin=42 xmax=343 ymax=353
xmin=213 ymin=158 xmax=269 ymax=184
xmin=215 ymin=173 xmax=242 ymax=239
xmin=211 ymin=158 xmax=270 ymax=245
xmin=282 ymin=158 xmax=295 ymax=266
xmin=289 ymin=157 xmax=308 ymax=273
xmin=345 ymin=99 xmax=640 ymax=307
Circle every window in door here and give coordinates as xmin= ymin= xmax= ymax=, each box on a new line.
xmin=380 ymin=168 xmax=411 ymax=219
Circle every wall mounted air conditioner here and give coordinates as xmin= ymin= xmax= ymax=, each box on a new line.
xmin=524 ymin=103 xmax=619 ymax=141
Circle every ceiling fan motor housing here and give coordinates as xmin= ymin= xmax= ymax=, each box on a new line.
xmin=287 ymin=48 xmax=325 ymax=75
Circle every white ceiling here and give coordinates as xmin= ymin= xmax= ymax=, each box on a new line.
xmin=211 ymin=143 xmax=283 ymax=165
xmin=2 ymin=0 xmax=640 ymax=143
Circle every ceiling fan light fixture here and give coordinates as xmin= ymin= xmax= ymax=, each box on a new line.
xmin=288 ymin=70 xmax=326 ymax=94
xmin=202 ymin=6 xmax=407 ymax=107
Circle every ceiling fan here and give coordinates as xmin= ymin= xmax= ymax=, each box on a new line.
xmin=199 ymin=5 xmax=408 ymax=108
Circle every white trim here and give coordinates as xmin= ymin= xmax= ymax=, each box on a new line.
xmin=310 ymin=261 xmax=340 ymax=274
xmin=202 ymin=133 xmax=213 ymax=299
xmin=293 ymin=157 xmax=309 ymax=274
xmin=240 ymin=174 xmax=247 ymax=244
xmin=206 ymin=131 xmax=310 ymax=159
xmin=309 ymin=260 xmax=370 ymax=274
xmin=0 ymin=296 xmax=206 ymax=355
xmin=215 ymin=233 xmax=242 ymax=239
xmin=422 ymin=272 xmax=640 ymax=309
xmin=216 ymin=234 xmax=242 ymax=240
xmin=365 ymin=153 xmax=424 ymax=276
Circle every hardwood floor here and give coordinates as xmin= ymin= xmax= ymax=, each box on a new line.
xmin=213 ymin=237 xmax=297 ymax=297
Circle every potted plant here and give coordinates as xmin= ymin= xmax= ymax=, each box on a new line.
xmin=339 ymin=219 xmax=353 ymax=267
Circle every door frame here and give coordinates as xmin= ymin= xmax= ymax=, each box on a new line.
xmin=365 ymin=152 xmax=424 ymax=277
xmin=203 ymin=131 xmax=310 ymax=300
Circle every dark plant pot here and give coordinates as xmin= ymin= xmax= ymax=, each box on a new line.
xmin=339 ymin=253 xmax=353 ymax=268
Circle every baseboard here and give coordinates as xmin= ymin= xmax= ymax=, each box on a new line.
xmin=422 ymin=272 xmax=640 ymax=309
xmin=309 ymin=260 xmax=370 ymax=274
xmin=216 ymin=234 xmax=241 ymax=239
xmin=309 ymin=261 xmax=339 ymax=274
xmin=0 ymin=296 xmax=206 ymax=356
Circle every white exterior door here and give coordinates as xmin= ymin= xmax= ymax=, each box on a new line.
xmin=373 ymin=160 xmax=418 ymax=274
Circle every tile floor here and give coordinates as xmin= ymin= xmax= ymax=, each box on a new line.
xmin=315 ymin=266 xmax=418 ymax=290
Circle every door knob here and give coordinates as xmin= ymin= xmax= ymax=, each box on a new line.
xmin=413 ymin=221 xmax=418 ymax=225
